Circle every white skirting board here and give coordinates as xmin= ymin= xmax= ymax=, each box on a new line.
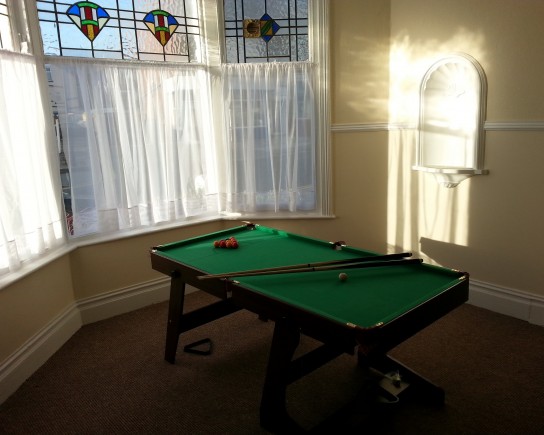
xmin=1 ymin=278 xmax=542 ymax=405
xmin=77 ymin=277 xmax=172 ymax=324
xmin=0 ymin=277 xmax=183 ymax=405
xmin=469 ymin=279 xmax=544 ymax=326
xmin=0 ymin=303 xmax=82 ymax=405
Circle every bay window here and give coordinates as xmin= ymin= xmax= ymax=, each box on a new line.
xmin=0 ymin=0 xmax=329 ymax=275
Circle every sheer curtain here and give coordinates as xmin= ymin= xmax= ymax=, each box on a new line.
xmin=0 ymin=50 xmax=65 ymax=276
xmin=48 ymin=59 xmax=218 ymax=237
xmin=221 ymin=62 xmax=317 ymax=213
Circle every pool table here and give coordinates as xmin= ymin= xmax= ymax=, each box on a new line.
xmin=150 ymin=223 xmax=469 ymax=430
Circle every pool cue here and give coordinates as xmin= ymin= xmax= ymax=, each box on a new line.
xmin=198 ymin=256 xmax=419 ymax=280
xmin=197 ymin=252 xmax=411 ymax=280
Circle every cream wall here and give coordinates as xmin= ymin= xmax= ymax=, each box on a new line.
xmin=2 ymin=0 xmax=544 ymax=402
xmin=391 ymin=0 xmax=544 ymax=121
xmin=70 ymin=221 xmax=223 ymax=300
xmin=330 ymin=0 xmax=391 ymax=123
xmin=0 ymin=256 xmax=74 ymax=362
xmin=325 ymin=0 xmax=544 ymax=298
xmin=386 ymin=0 xmax=544 ymax=296
xmin=326 ymin=1 xmax=391 ymax=252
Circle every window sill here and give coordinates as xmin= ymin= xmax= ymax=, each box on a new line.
xmin=221 ymin=211 xmax=336 ymax=221
xmin=1 ymin=212 xmax=336 ymax=291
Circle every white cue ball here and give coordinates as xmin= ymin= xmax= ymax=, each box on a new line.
xmin=338 ymin=272 xmax=348 ymax=282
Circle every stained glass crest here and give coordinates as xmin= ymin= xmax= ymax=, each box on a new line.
xmin=259 ymin=14 xmax=280 ymax=42
xmin=66 ymin=2 xmax=110 ymax=42
xmin=243 ymin=14 xmax=280 ymax=42
xmin=143 ymin=10 xmax=179 ymax=47
xmin=224 ymin=0 xmax=308 ymax=63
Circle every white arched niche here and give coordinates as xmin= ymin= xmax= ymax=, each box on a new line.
xmin=413 ymin=53 xmax=489 ymax=187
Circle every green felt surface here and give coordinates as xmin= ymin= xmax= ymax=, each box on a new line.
xmin=238 ymin=265 xmax=461 ymax=328
xmin=156 ymin=225 xmax=375 ymax=274
xmin=156 ymin=225 xmax=462 ymax=328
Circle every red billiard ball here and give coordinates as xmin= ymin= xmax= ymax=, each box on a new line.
xmin=338 ymin=272 xmax=348 ymax=282
xmin=213 ymin=240 xmax=220 ymax=248
xmin=231 ymin=241 xmax=239 ymax=249
xmin=219 ymin=240 xmax=227 ymax=248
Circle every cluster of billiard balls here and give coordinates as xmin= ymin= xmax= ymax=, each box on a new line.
xmin=213 ymin=237 xmax=239 ymax=249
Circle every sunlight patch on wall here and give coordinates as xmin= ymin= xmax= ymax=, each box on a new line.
xmin=418 ymin=177 xmax=470 ymax=247
xmin=389 ymin=28 xmax=486 ymax=126
xmin=387 ymin=28 xmax=486 ymax=258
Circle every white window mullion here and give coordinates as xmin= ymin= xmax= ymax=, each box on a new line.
xmin=309 ymin=0 xmax=331 ymax=216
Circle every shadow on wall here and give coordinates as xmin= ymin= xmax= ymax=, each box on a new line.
xmin=420 ymin=237 xmax=475 ymax=272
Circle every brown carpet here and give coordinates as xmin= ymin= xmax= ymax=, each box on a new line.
xmin=1 ymin=291 xmax=543 ymax=434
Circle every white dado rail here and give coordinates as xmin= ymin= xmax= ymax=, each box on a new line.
xmin=331 ymin=121 xmax=544 ymax=132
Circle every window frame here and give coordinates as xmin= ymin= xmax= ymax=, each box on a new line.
xmin=2 ymin=0 xmax=31 ymax=53
xmin=15 ymin=0 xmax=331 ymax=243
xmin=0 ymin=0 xmax=68 ymax=286
xmin=214 ymin=0 xmax=332 ymax=219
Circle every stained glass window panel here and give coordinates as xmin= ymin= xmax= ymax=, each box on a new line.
xmin=224 ymin=0 xmax=308 ymax=63
xmin=296 ymin=35 xmax=307 ymax=59
xmin=133 ymin=0 xmax=160 ymax=9
xmin=118 ymin=0 xmax=134 ymax=10
xmin=244 ymin=38 xmax=267 ymax=58
xmin=244 ymin=0 xmax=264 ymax=18
xmin=268 ymin=35 xmax=289 ymax=57
xmin=137 ymin=27 xmax=163 ymax=53
xmin=41 ymin=21 xmax=61 ymax=55
xmin=224 ymin=0 xmax=236 ymax=21
xmin=98 ymin=0 xmax=118 ymax=8
xmin=296 ymin=0 xmax=307 ymax=16
xmin=63 ymin=48 xmax=93 ymax=58
xmin=37 ymin=0 xmax=202 ymax=62
xmin=92 ymin=27 xmax=122 ymax=52
xmin=161 ymin=0 xmax=186 ymax=16
xmin=268 ymin=1 xmax=287 ymax=17
xmin=59 ymin=22 xmax=92 ymax=50
xmin=37 ymin=1 xmax=55 ymax=12
xmin=120 ymin=28 xmax=138 ymax=59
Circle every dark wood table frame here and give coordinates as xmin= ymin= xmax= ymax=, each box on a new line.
xmin=151 ymin=249 xmax=469 ymax=432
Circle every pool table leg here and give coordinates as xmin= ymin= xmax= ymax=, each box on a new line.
xmin=260 ymin=317 xmax=303 ymax=432
xmin=165 ymin=273 xmax=185 ymax=364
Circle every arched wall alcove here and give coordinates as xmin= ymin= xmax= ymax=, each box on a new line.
xmin=413 ymin=53 xmax=489 ymax=187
